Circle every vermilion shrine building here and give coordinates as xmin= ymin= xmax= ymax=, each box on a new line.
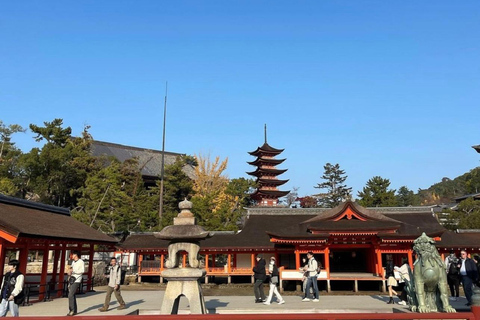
xmin=119 ymin=138 xmax=480 ymax=292
xmin=0 ymin=195 xmax=116 ymax=301
xmin=120 ymin=200 xmax=480 ymax=292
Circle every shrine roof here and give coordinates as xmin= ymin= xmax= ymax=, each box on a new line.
xmin=119 ymin=233 xmax=169 ymax=250
xmin=436 ymin=230 xmax=480 ymax=248
xmin=0 ymin=194 xmax=116 ymax=244
xmin=91 ymin=140 xmax=195 ymax=179
xmin=248 ymin=143 xmax=284 ymax=156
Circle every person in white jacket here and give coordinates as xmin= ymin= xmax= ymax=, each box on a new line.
xmin=263 ymin=257 xmax=285 ymax=305
xmin=67 ymin=251 xmax=85 ymax=316
xmin=0 ymin=259 xmax=24 ymax=317
xmin=98 ymin=257 xmax=126 ymax=311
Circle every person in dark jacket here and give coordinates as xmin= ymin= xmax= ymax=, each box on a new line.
xmin=459 ymin=250 xmax=478 ymax=306
xmin=0 ymin=260 xmax=24 ymax=317
xmin=252 ymin=254 xmax=266 ymax=303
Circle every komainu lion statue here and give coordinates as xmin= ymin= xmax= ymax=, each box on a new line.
xmin=412 ymin=232 xmax=456 ymax=313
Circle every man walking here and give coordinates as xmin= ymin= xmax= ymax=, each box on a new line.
xmin=67 ymin=251 xmax=85 ymax=316
xmin=0 ymin=260 xmax=24 ymax=317
xmin=252 ymin=254 xmax=266 ymax=303
xmin=98 ymin=257 xmax=126 ymax=311
xmin=459 ymin=250 xmax=478 ymax=306
xmin=302 ymin=252 xmax=319 ymax=302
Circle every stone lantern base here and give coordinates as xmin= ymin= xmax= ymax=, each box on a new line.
xmin=160 ymin=268 xmax=207 ymax=314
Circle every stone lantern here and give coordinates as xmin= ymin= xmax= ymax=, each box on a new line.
xmin=155 ymin=198 xmax=210 ymax=314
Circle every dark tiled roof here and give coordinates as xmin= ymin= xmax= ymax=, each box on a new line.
xmin=246 ymin=168 xmax=288 ymax=176
xmin=436 ymin=230 xmax=480 ymax=248
xmin=251 ymin=190 xmax=290 ymax=198
xmin=91 ymin=140 xmax=195 ymax=179
xmin=0 ymin=195 xmax=116 ymax=243
xmin=257 ymin=178 xmax=289 ymax=186
xmin=248 ymin=158 xmax=286 ymax=166
xmin=119 ymin=233 xmax=169 ymax=250
xmin=248 ymin=143 xmax=284 ymax=156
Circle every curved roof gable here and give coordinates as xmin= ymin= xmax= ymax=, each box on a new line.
xmin=301 ymin=201 xmax=401 ymax=225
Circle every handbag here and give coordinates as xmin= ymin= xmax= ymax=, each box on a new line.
xmin=270 ymin=276 xmax=279 ymax=284
xmin=68 ymin=276 xmax=77 ymax=285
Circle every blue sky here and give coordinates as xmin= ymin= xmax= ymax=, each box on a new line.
xmin=1 ymin=1 xmax=480 ymax=198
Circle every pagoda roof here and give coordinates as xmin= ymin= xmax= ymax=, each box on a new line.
xmin=247 ymin=168 xmax=288 ymax=176
xmin=247 ymin=158 xmax=286 ymax=166
xmin=249 ymin=143 xmax=284 ymax=156
xmin=257 ymin=178 xmax=289 ymax=186
xmin=251 ymin=190 xmax=290 ymax=198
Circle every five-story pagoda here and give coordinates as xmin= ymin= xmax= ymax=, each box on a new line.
xmin=247 ymin=125 xmax=289 ymax=206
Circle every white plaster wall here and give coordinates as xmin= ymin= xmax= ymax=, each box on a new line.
xmin=236 ymin=254 xmax=252 ymax=268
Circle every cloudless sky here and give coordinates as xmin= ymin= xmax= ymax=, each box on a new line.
xmin=1 ymin=1 xmax=480 ymax=198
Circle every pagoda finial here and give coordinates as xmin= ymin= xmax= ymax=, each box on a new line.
xmin=264 ymin=124 xmax=267 ymax=144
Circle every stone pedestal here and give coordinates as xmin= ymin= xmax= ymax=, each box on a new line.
xmin=160 ymin=268 xmax=207 ymax=314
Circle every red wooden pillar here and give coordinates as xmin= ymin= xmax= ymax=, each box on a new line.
xmin=376 ymin=249 xmax=383 ymax=277
xmin=39 ymin=248 xmax=49 ymax=301
xmin=227 ymin=254 xmax=232 ymax=273
xmin=160 ymin=254 xmax=164 ymax=271
xmin=294 ymin=248 xmax=300 ymax=270
xmin=182 ymin=252 xmax=186 ymax=267
xmin=18 ymin=246 xmax=29 ymax=275
xmin=51 ymin=249 xmax=60 ymax=284
xmin=324 ymin=247 xmax=330 ymax=278
xmin=87 ymin=244 xmax=95 ymax=291
xmin=138 ymin=254 xmax=143 ymax=283
xmin=0 ymin=241 xmax=5 ymax=277
xmin=205 ymin=254 xmax=209 ymax=270
xmin=407 ymin=250 xmax=414 ymax=269
xmin=57 ymin=244 xmax=67 ymax=297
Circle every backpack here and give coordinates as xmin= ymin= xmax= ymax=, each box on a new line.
xmin=448 ymin=259 xmax=459 ymax=275
xmin=316 ymin=260 xmax=322 ymax=274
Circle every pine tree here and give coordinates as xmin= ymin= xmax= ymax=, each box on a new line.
xmin=396 ymin=186 xmax=419 ymax=206
xmin=315 ymin=163 xmax=352 ymax=208
xmin=357 ymin=176 xmax=396 ymax=207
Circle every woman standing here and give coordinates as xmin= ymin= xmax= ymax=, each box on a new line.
xmin=264 ymin=257 xmax=285 ymax=305
xmin=385 ymin=258 xmax=398 ymax=304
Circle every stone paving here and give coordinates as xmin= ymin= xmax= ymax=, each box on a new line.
xmin=16 ymin=286 xmax=471 ymax=316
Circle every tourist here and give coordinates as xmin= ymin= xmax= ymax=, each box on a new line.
xmin=473 ymin=255 xmax=480 ymax=286
xmin=385 ymin=257 xmax=398 ymax=304
xmin=445 ymin=250 xmax=460 ymax=301
xmin=394 ymin=258 xmax=410 ymax=305
xmin=0 ymin=259 xmax=24 ymax=317
xmin=252 ymin=254 xmax=266 ymax=303
xmin=302 ymin=252 xmax=319 ymax=302
xmin=459 ymin=250 xmax=478 ymax=306
xmin=264 ymin=257 xmax=285 ymax=305
xmin=300 ymin=257 xmax=309 ymax=299
xmin=98 ymin=257 xmax=127 ymax=312
xmin=67 ymin=251 xmax=85 ymax=316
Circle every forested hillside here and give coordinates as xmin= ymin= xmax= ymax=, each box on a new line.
xmin=418 ymin=167 xmax=480 ymax=205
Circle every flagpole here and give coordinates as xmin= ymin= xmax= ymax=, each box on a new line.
xmin=159 ymin=82 xmax=168 ymax=222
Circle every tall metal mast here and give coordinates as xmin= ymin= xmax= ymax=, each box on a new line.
xmin=159 ymin=82 xmax=168 ymax=222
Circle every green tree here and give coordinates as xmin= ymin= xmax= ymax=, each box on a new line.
xmin=16 ymin=119 xmax=95 ymax=206
xmin=357 ymin=176 xmax=397 ymax=207
xmin=443 ymin=197 xmax=480 ymax=230
xmin=158 ymin=156 xmax=195 ymax=228
xmin=72 ymin=157 xmax=148 ymax=232
xmin=315 ymin=163 xmax=352 ymax=208
xmin=396 ymin=186 xmax=419 ymax=206
xmin=0 ymin=121 xmax=25 ymax=196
